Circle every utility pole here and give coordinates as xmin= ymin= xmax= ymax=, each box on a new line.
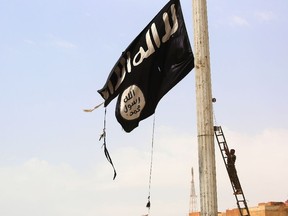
xmin=192 ymin=0 xmax=218 ymax=216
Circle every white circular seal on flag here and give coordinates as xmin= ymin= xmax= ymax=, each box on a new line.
xmin=120 ymin=85 xmax=146 ymax=120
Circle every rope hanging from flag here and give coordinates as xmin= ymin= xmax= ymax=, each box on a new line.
xmin=146 ymin=114 xmax=156 ymax=213
xmin=99 ymin=107 xmax=117 ymax=180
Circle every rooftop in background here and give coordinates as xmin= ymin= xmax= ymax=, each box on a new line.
xmin=189 ymin=201 xmax=288 ymax=216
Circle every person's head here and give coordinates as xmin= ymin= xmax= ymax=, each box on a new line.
xmin=230 ymin=149 xmax=235 ymax=155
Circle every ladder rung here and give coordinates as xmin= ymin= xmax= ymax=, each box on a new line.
xmin=237 ymin=198 xmax=245 ymax=201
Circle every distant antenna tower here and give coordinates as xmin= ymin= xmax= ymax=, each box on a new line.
xmin=189 ymin=167 xmax=198 ymax=213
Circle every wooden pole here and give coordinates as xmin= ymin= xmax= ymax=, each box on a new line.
xmin=192 ymin=0 xmax=218 ymax=215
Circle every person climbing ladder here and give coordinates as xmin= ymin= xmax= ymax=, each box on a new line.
xmin=214 ymin=126 xmax=250 ymax=216
xmin=225 ymin=148 xmax=242 ymax=194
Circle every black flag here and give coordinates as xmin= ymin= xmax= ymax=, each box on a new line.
xmin=98 ymin=0 xmax=194 ymax=132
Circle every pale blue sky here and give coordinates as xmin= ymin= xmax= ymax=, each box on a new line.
xmin=0 ymin=0 xmax=288 ymax=215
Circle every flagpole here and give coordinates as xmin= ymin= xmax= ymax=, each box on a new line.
xmin=192 ymin=0 xmax=218 ymax=216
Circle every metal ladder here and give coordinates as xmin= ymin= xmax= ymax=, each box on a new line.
xmin=214 ymin=126 xmax=250 ymax=216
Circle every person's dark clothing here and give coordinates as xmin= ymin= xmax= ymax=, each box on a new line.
xmin=226 ymin=150 xmax=241 ymax=193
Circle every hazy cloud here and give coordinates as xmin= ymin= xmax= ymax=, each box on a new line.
xmin=54 ymin=40 xmax=77 ymax=49
xmin=255 ymin=11 xmax=276 ymax=22
xmin=47 ymin=34 xmax=77 ymax=49
xmin=230 ymin=15 xmax=249 ymax=27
